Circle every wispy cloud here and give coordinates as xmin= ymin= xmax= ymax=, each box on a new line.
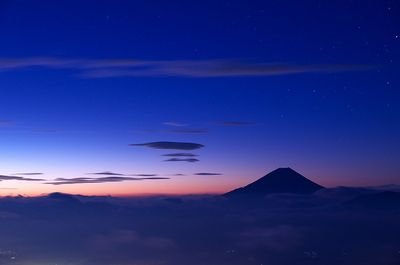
xmin=0 ymin=57 xmax=372 ymax=78
xmin=82 ymin=61 xmax=372 ymax=78
xmin=162 ymin=121 xmax=188 ymax=127
xmin=0 ymin=175 xmax=44 ymax=182
xmin=131 ymin=141 xmax=204 ymax=150
xmin=218 ymin=121 xmax=255 ymax=126
xmin=12 ymin=172 xmax=43 ymax=176
xmin=169 ymin=128 xmax=208 ymax=134
xmin=130 ymin=174 xmax=158 ymax=177
xmin=88 ymin=171 xmax=125 ymax=176
xmin=31 ymin=128 xmax=59 ymax=133
xmin=0 ymin=119 xmax=15 ymax=127
xmin=46 ymin=176 xmax=169 ymax=185
xmin=88 ymin=172 xmax=158 ymax=177
xmin=164 ymin=158 xmax=199 ymax=163
xmin=194 ymin=173 xmax=223 ymax=176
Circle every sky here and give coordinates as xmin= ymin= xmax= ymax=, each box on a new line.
xmin=0 ymin=0 xmax=399 ymax=196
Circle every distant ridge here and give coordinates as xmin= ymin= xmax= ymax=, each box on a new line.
xmin=225 ymin=167 xmax=324 ymax=197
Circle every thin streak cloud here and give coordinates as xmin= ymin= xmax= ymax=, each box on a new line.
xmin=45 ymin=176 xmax=169 ymax=185
xmin=162 ymin=122 xmax=188 ymax=127
xmin=0 ymin=57 xmax=372 ymax=78
xmin=218 ymin=121 xmax=255 ymax=126
xmin=0 ymin=175 xmax=45 ymax=182
xmin=12 ymin=173 xmax=44 ymax=176
xmin=194 ymin=173 xmax=223 ymax=176
xmin=88 ymin=171 xmax=125 ymax=176
xmin=169 ymin=128 xmax=208 ymax=134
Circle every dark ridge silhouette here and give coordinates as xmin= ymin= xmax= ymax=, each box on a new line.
xmin=225 ymin=167 xmax=324 ymax=197
xmin=46 ymin=192 xmax=82 ymax=204
xmin=344 ymin=191 xmax=400 ymax=210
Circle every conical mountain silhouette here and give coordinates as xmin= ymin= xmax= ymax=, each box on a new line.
xmin=225 ymin=167 xmax=324 ymax=197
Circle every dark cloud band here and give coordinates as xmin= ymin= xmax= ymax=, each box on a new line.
xmin=131 ymin=141 xmax=204 ymax=150
xmin=162 ymin=153 xmax=198 ymax=157
xmin=88 ymin=171 xmax=125 ymax=176
xmin=164 ymin=158 xmax=199 ymax=163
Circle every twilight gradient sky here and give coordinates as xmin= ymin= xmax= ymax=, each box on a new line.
xmin=0 ymin=0 xmax=399 ymax=196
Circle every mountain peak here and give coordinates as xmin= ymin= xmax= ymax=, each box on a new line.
xmin=225 ymin=167 xmax=324 ymax=197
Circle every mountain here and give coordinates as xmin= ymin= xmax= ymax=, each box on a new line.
xmin=225 ymin=167 xmax=324 ymax=198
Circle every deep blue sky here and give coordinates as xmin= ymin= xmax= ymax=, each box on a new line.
xmin=0 ymin=0 xmax=399 ymax=195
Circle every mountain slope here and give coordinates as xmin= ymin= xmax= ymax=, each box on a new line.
xmin=225 ymin=167 xmax=324 ymax=197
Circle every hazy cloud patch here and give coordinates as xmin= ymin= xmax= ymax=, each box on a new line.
xmin=31 ymin=128 xmax=60 ymax=133
xmin=162 ymin=121 xmax=188 ymax=127
xmin=131 ymin=141 xmax=204 ymax=150
xmin=0 ymin=119 xmax=15 ymax=127
xmin=238 ymin=225 xmax=302 ymax=250
xmin=218 ymin=121 xmax=255 ymax=126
